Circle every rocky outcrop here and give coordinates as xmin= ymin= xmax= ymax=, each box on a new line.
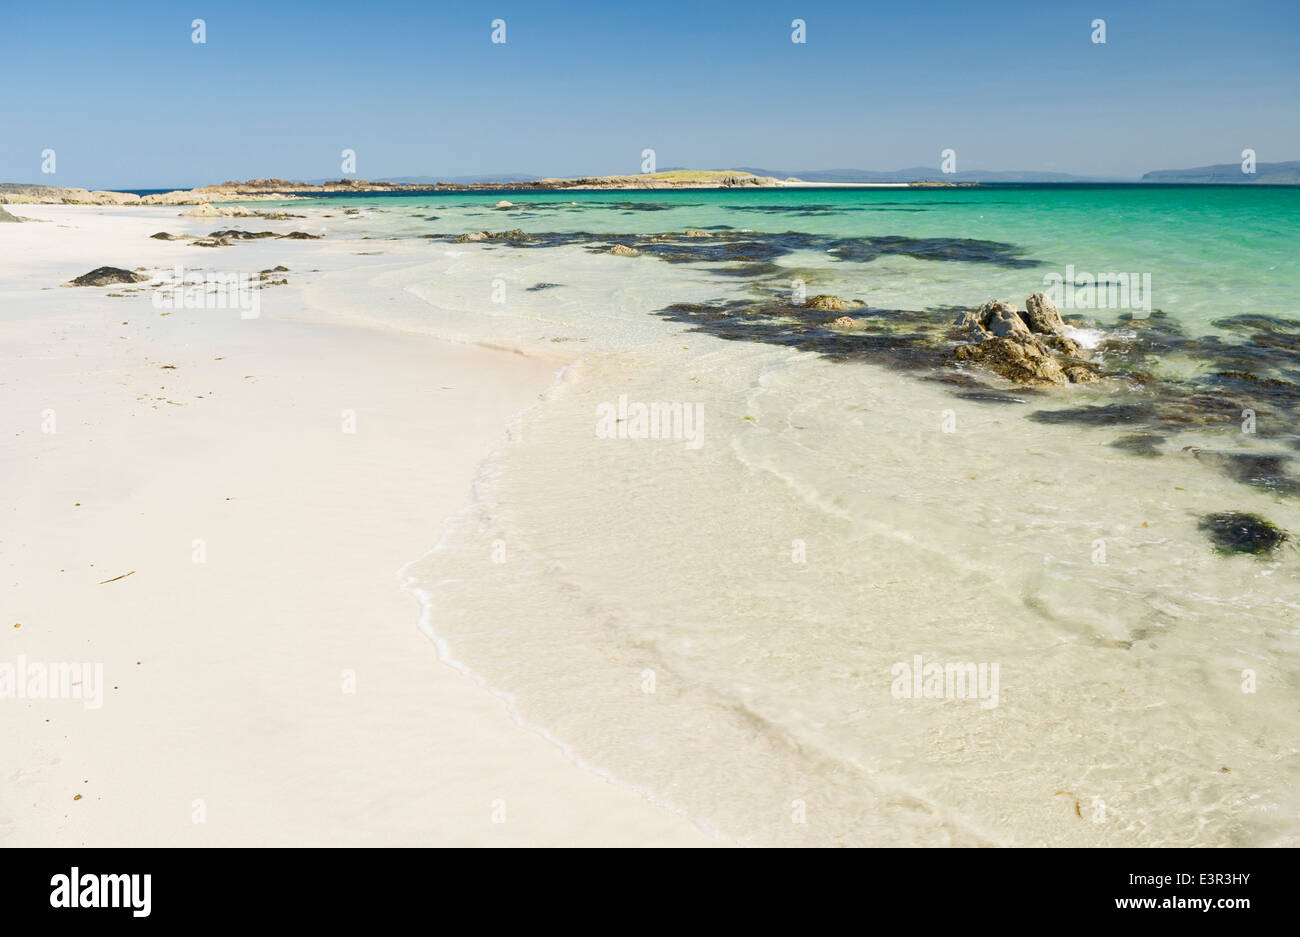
xmin=0 ymin=184 xmax=140 ymax=205
xmin=682 ymin=229 xmax=712 ymax=238
xmin=609 ymin=244 xmax=640 ymax=256
xmin=67 ymin=267 xmax=147 ymax=287
xmin=0 ymin=206 xmax=22 ymax=222
xmin=89 ymin=190 xmax=141 ymax=205
xmin=951 ymin=296 xmax=1099 ymax=385
xmin=156 ymin=186 xmax=298 ymax=203
xmin=1023 ymin=291 xmax=1066 ymax=333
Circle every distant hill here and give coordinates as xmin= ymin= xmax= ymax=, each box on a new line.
xmin=1140 ymin=161 xmax=1300 ymax=183
xmin=735 ymin=166 xmax=1110 ymax=183
xmin=377 ymin=173 xmax=542 ymax=185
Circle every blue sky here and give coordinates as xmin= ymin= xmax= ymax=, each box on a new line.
xmin=3 ymin=0 xmax=1298 ymax=188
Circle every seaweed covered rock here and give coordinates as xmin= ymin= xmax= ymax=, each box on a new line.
xmin=804 ymin=294 xmax=859 ymax=312
xmin=954 ymin=335 xmax=1068 ymax=385
xmin=951 ymin=297 xmax=1097 ymax=386
xmin=1197 ymin=512 xmax=1288 ymax=555
xmin=454 ymin=229 xmax=529 ymax=244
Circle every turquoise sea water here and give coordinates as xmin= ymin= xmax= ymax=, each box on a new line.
xmin=296 ymin=184 xmax=1300 ymax=332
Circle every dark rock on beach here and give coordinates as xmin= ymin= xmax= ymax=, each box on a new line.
xmin=211 ymin=229 xmax=279 ymax=240
xmin=1197 ymin=512 xmax=1289 ymax=555
xmin=67 ymin=266 xmax=147 ymax=287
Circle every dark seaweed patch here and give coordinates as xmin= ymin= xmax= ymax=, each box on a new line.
xmin=709 ymin=263 xmax=784 ymax=277
xmin=824 ymin=235 xmax=1036 ymax=268
xmin=423 ymin=229 xmax=1040 ymax=270
xmin=654 ymin=298 xmax=953 ymax=373
xmin=1030 ymin=403 xmax=1151 ymax=426
xmin=1185 ymin=449 xmax=1300 ymax=497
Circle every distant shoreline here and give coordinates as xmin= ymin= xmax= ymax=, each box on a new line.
xmin=4 ymin=171 xmax=1297 ymax=207
xmin=0 ymin=172 xmax=975 ymax=206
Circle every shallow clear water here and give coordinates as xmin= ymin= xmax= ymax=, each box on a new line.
xmin=289 ymin=186 xmax=1299 ymax=845
xmin=303 ymin=184 xmax=1300 ymax=333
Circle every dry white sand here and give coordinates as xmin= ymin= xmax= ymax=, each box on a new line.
xmin=0 ymin=205 xmax=721 ymax=846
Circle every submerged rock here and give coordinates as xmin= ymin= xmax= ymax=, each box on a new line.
xmin=1062 ymin=364 xmax=1101 ymax=384
xmin=1111 ymin=433 xmax=1166 ymax=457
xmin=1197 ymin=512 xmax=1289 ymax=555
xmin=453 ymin=229 xmax=529 ymax=244
xmin=804 ymin=294 xmax=859 ymax=312
xmin=67 ymin=266 xmax=147 ymax=287
xmin=682 ymin=229 xmax=712 ymax=238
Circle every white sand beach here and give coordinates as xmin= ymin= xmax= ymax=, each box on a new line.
xmin=0 ymin=205 xmax=722 ymax=847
